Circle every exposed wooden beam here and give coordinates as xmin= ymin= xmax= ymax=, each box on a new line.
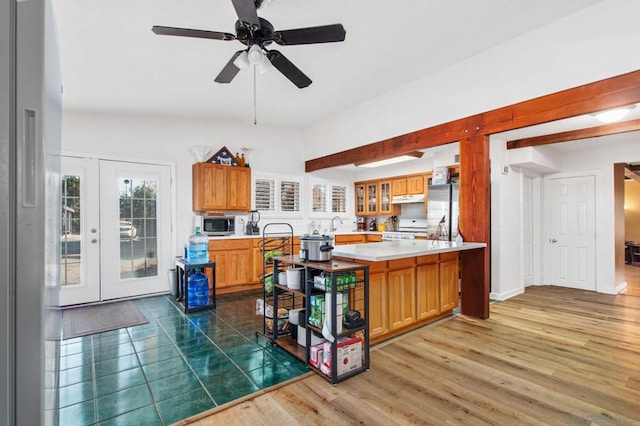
xmin=305 ymin=69 xmax=640 ymax=172
xmin=506 ymin=119 xmax=640 ymax=149
xmin=625 ymin=167 xmax=640 ymax=183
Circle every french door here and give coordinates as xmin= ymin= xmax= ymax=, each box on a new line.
xmin=60 ymin=156 xmax=173 ymax=305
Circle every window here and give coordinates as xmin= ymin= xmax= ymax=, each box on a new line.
xmin=309 ymin=179 xmax=350 ymax=217
xmin=280 ymin=180 xmax=300 ymax=212
xmin=255 ymin=178 xmax=276 ymax=212
xmin=254 ymin=174 xmax=302 ymax=216
xmin=332 ymin=185 xmax=347 ymax=213
xmin=312 ymin=184 xmax=327 ymax=213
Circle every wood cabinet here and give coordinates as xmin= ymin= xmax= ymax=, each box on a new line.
xmin=416 ymin=261 xmax=440 ymax=320
xmin=387 ymin=258 xmax=416 ymax=331
xmin=366 ymin=234 xmax=382 ymax=243
xmin=355 ymin=184 xmax=365 ymax=216
xmin=365 ymin=182 xmax=378 ymax=215
xmin=439 ymin=252 xmax=459 ymax=311
xmin=192 ymin=163 xmax=251 ymax=212
xmin=208 ymin=239 xmax=252 ymax=289
xmin=380 ymin=180 xmax=400 ymax=215
xmin=368 ymin=271 xmax=389 ymax=339
xmin=392 ymin=175 xmax=425 ymax=196
xmin=335 ymin=234 xmax=366 ymax=245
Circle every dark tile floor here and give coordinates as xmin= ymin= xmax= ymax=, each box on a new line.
xmin=47 ymin=291 xmax=307 ymax=425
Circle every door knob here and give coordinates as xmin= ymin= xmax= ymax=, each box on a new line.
xmin=91 ymin=238 xmax=98 ymax=243
xmin=549 ymin=238 xmax=558 ymax=243
xmin=91 ymin=228 xmax=97 ymax=233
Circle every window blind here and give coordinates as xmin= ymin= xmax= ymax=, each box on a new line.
xmin=255 ymin=179 xmax=275 ymax=211
xmin=331 ymin=185 xmax=347 ymax=213
xmin=280 ymin=180 xmax=300 ymax=212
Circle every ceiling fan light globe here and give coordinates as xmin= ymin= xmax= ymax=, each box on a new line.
xmin=257 ymin=60 xmax=274 ymax=74
xmin=233 ymin=51 xmax=250 ymax=69
xmin=248 ymin=44 xmax=264 ymax=63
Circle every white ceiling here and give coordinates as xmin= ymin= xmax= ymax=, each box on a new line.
xmin=51 ymin=0 xmax=605 ymax=128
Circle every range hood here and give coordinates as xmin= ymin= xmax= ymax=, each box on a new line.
xmin=391 ymin=194 xmax=425 ymax=204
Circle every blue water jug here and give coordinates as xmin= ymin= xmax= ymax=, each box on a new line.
xmin=188 ymin=270 xmax=209 ymax=307
xmin=187 ymin=226 xmax=209 ymax=264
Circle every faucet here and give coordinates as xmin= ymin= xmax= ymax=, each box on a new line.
xmin=330 ymin=216 xmax=343 ymax=232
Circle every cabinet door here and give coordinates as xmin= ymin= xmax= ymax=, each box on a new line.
xmin=391 ymin=179 xmax=407 ymax=196
xmin=251 ymin=246 xmax=263 ymax=284
xmin=227 ymin=166 xmax=251 ymax=211
xmin=439 ymin=258 xmax=459 ymax=311
xmin=193 ymin=163 xmax=226 ymax=211
xmin=379 ymin=181 xmax=391 ymax=213
xmin=407 ymin=175 xmax=425 ymax=195
xmin=335 ymin=234 xmax=366 ymax=245
xmin=208 ymin=251 xmax=229 ymax=287
xmin=365 ymin=182 xmax=378 ymax=215
xmin=355 ymin=184 xmax=366 ymax=216
xmin=416 ymin=263 xmax=440 ymax=320
xmin=388 ymin=268 xmax=416 ymax=331
xmin=368 ymin=272 xmax=388 ymax=339
xmin=226 ymin=249 xmax=252 ymax=286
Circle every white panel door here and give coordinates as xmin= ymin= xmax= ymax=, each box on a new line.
xmin=546 ymin=175 xmax=595 ymax=290
xmin=100 ymin=161 xmax=172 ymax=300
xmin=522 ymin=176 xmax=534 ymax=286
xmin=59 ymin=157 xmax=101 ymax=305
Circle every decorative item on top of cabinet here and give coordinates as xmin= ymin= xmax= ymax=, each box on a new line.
xmin=206 ymin=146 xmax=238 ymax=166
xmin=192 ymin=162 xmax=251 ymax=212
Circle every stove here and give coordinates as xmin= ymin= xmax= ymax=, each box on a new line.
xmin=382 ymin=231 xmax=416 ymax=241
xmin=382 ymin=219 xmax=428 ymax=240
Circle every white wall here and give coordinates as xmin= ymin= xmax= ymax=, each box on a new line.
xmin=303 ymin=0 xmax=640 ymax=159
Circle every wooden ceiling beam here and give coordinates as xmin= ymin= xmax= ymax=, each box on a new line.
xmin=626 ymin=166 xmax=640 ymax=183
xmin=506 ymin=119 xmax=640 ymax=149
xmin=305 ymin=69 xmax=640 ymax=172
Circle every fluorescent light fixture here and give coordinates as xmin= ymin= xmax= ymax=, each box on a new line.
xmin=355 ymin=151 xmax=424 ymax=168
xmin=593 ymin=105 xmax=636 ymax=123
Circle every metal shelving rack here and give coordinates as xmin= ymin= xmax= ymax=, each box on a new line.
xmin=271 ymin=255 xmax=370 ymax=384
xmin=256 ymin=223 xmax=302 ymax=354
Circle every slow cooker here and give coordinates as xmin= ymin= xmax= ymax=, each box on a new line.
xmin=299 ymin=234 xmax=334 ymax=262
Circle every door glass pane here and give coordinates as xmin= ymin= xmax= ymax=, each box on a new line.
xmin=119 ymin=178 xmax=158 ymax=279
xmin=60 ymin=175 xmax=81 ymax=286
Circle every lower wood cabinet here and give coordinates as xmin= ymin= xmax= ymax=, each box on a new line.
xmin=416 ymin=262 xmax=440 ymax=320
xmin=208 ymin=239 xmax=252 ymax=289
xmin=388 ymin=267 xmax=416 ymax=331
xmin=368 ymin=271 xmax=389 ymax=339
xmin=335 ymin=234 xmax=367 ymax=245
xmin=339 ymin=252 xmax=459 ymax=343
xmin=439 ymin=253 xmax=459 ymax=311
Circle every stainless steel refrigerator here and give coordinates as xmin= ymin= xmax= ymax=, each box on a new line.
xmin=426 ymin=183 xmax=459 ymax=241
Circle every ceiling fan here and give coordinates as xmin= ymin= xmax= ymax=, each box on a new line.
xmin=151 ymin=0 xmax=346 ymax=88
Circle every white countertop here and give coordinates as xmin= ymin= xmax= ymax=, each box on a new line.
xmin=208 ymin=231 xmax=382 ymax=240
xmin=332 ymin=240 xmax=486 ymax=261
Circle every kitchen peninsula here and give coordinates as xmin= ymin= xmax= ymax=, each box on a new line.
xmin=332 ymin=239 xmax=486 ymax=343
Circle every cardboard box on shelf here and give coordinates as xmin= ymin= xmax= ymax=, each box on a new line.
xmin=320 ymin=336 xmax=362 ymax=377
xmin=309 ymin=342 xmax=324 ymax=369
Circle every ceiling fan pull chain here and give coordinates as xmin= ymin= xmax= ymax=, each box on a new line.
xmin=253 ymin=65 xmax=257 ymax=125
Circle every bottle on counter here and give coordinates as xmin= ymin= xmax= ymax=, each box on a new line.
xmin=187 ymin=269 xmax=209 ymax=307
xmin=187 ymin=226 xmax=209 ymax=264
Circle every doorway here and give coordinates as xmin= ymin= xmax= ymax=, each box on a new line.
xmin=544 ymin=174 xmax=596 ymax=291
xmin=60 ymin=156 xmax=173 ymax=306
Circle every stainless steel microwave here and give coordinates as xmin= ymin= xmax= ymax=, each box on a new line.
xmin=202 ymin=216 xmax=235 ymax=236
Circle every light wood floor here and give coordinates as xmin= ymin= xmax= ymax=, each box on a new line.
xmin=181 ymin=286 xmax=640 ymax=425
xmin=623 ymin=264 xmax=640 ymax=297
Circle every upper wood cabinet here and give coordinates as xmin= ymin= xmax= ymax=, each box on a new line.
xmin=365 ymin=182 xmax=378 ymax=215
xmin=392 ymin=175 xmax=425 ymax=196
xmin=192 ymin=163 xmax=251 ymax=212
xmin=355 ymin=183 xmax=366 ymax=216
xmin=379 ymin=181 xmax=400 ymax=215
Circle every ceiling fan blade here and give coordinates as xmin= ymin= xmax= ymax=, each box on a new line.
xmin=152 ymin=26 xmax=235 ymax=41
xmin=275 ymin=24 xmax=346 ymax=45
xmin=266 ymin=50 xmax=312 ymax=89
xmin=214 ymin=51 xmax=245 ymax=84
xmin=231 ymin=0 xmax=261 ymax=28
